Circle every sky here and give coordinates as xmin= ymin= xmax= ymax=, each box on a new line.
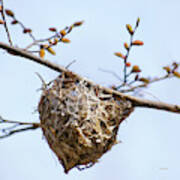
xmin=0 ymin=0 xmax=180 ymax=180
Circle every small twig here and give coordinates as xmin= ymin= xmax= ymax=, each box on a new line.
xmin=123 ymin=34 xmax=133 ymax=83
xmin=0 ymin=115 xmax=40 ymax=139
xmin=65 ymin=59 xmax=76 ymax=69
xmin=0 ymin=125 xmax=39 ymax=139
xmin=0 ymin=0 xmax=13 ymax=45
xmin=99 ymin=68 xmax=123 ymax=82
xmin=35 ymin=72 xmax=47 ymax=90
xmin=24 ymin=34 xmax=57 ymax=50
xmin=120 ymin=74 xmax=172 ymax=93
xmin=13 ymin=17 xmax=36 ymax=41
xmin=24 ymin=25 xmax=73 ymax=50
xmin=123 ymin=23 xmax=138 ymax=83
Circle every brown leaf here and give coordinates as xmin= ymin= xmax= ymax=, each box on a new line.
xmin=132 ymin=40 xmax=144 ymax=46
xmin=126 ymin=24 xmax=133 ymax=35
xmin=163 ymin=66 xmax=171 ymax=74
xmin=11 ymin=20 xmax=18 ymax=25
xmin=173 ymin=71 xmax=180 ymax=78
xmin=124 ymin=42 xmax=129 ymax=50
xmin=39 ymin=48 xmax=45 ymax=58
xmin=5 ymin=9 xmax=14 ymax=17
xmin=136 ymin=17 xmax=140 ymax=27
xmin=49 ymin=27 xmax=57 ymax=32
xmin=73 ymin=21 xmax=84 ymax=27
xmin=47 ymin=47 xmax=56 ymax=55
xmin=139 ymin=77 xmax=150 ymax=83
xmin=61 ymin=38 xmax=71 ymax=43
xmin=114 ymin=52 xmax=125 ymax=59
xmin=0 ymin=19 xmax=4 ymax=24
xmin=23 ymin=28 xmax=32 ymax=33
xmin=131 ymin=65 xmax=141 ymax=73
xmin=60 ymin=30 xmax=66 ymax=36
xmin=126 ymin=62 xmax=131 ymax=67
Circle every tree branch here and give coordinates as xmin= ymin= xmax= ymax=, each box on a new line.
xmin=0 ymin=41 xmax=180 ymax=114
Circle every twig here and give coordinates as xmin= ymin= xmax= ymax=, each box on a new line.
xmin=0 ymin=125 xmax=39 ymax=139
xmin=0 ymin=42 xmax=180 ymax=114
xmin=123 ymin=23 xmax=138 ymax=83
xmin=13 ymin=17 xmax=36 ymax=41
xmin=0 ymin=116 xmax=40 ymax=139
xmin=24 ymin=24 xmax=75 ymax=50
xmin=65 ymin=59 xmax=76 ymax=69
xmin=0 ymin=0 xmax=13 ymax=45
xmin=120 ymin=74 xmax=173 ymax=93
xmin=99 ymin=68 xmax=123 ymax=82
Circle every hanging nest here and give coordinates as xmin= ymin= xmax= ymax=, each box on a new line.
xmin=38 ymin=72 xmax=134 ymax=173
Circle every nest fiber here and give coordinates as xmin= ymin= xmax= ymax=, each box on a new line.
xmin=38 ymin=72 xmax=134 ymax=173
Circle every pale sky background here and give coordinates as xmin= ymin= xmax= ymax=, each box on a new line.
xmin=0 ymin=0 xmax=180 ymax=180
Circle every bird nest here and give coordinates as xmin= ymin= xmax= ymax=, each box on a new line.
xmin=38 ymin=72 xmax=134 ymax=173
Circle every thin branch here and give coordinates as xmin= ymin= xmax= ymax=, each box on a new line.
xmin=99 ymin=68 xmax=123 ymax=82
xmin=123 ymin=23 xmax=139 ymax=83
xmin=120 ymin=74 xmax=173 ymax=93
xmin=13 ymin=17 xmax=36 ymax=41
xmin=0 ymin=116 xmax=40 ymax=139
xmin=0 ymin=42 xmax=180 ymax=114
xmin=0 ymin=125 xmax=39 ymax=139
xmin=65 ymin=59 xmax=76 ymax=69
xmin=0 ymin=0 xmax=13 ymax=45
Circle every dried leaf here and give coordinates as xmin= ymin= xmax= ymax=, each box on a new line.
xmin=114 ymin=52 xmax=125 ymax=59
xmin=39 ymin=48 xmax=45 ymax=58
xmin=49 ymin=27 xmax=57 ymax=32
xmin=131 ymin=65 xmax=141 ymax=73
xmin=124 ymin=42 xmax=129 ymax=50
xmin=173 ymin=71 xmax=180 ymax=78
xmin=47 ymin=47 xmax=56 ymax=55
xmin=132 ymin=40 xmax=144 ymax=46
xmin=11 ymin=20 xmax=18 ymax=25
xmin=0 ymin=19 xmax=4 ymax=24
xmin=126 ymin=24 xmax=133 ymax=35
xmin=136 ymin=17 xmax=140 ymax=27
xmin=5 ymin=9 xmax=14 ymax=17
xmin=126 ymin=62 xmax=131 ymax=67
xmin=61 ymin=38 xmax=71 ymax=43
xmin=74 ymin=21 xmax=84 ymax=27
xmin=139 ymin=77 xmax=150 ymax=83
xmin=60 ymin=30 xmax=66 ymax=36
xmin=163 ymin=66 xmax=171 ymax=74
xmin=23 ymin=28 xmax=32 ymax=33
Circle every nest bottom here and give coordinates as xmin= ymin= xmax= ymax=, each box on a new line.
xmin=38 ymin=72 xmax=134 ymax=173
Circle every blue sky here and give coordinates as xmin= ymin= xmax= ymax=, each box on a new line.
xmin=0 ymin=0 xmax=180 ymax=180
